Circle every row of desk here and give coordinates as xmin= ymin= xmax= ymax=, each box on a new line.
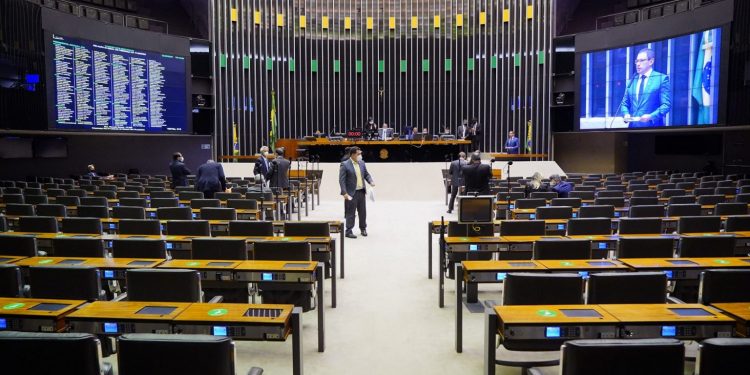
xmin=0 ymin=297 xmax=304 ymax=374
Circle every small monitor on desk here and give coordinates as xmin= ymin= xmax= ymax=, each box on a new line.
xmin=458 ymin=196 xmax=495 ymax=224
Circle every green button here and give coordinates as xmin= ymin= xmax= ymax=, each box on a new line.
xmin=281 ymin=237 xmax=291 ymax=241
xmin=461 ymin=237 xmax=469 ymax=242
xmin=207 ymin=308 xmax=228 ymax=317
xmin=536 ymin=309 xmax=557 ymax=317
xmin=560 ymin=261 xmax=574 ymax=266
xmin=713 ymin=259 xmax=730 ymax=265
xmin=37 ymin=259 xmax=54 ymax=264
xmin=186 ymin=261 xmax=201 ymax=267
xmin=3 ymin=302 xmax=25 ymax=310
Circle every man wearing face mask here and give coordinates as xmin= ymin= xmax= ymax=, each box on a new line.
xmin=253 ymin=146 xmax=272 ymax=184
xmin=339 ymin=146 xmax=375 ymax=239
xmin=169 ymin=152 xmax=191 ymax=189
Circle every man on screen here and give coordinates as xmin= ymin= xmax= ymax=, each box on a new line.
xmin=621 ymin=48 xmax=672 ymax=128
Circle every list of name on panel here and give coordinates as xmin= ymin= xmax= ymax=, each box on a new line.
xmin=51 ymin=34 xmax=187 ymax=133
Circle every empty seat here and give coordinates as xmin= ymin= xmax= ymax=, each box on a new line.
xmin=52 ymin=238 xmax=106 ymax=257
xmin=0 ymin=265 xmax=23 ymax=297
xmin=226 ymin=199 xmax=258 ymax=210
xmin=0 ymin=235 xmax=37 ymax=256
xmin=125 ymin=269 xmax=202 ymax=302
xmin=111 ymin=239 xmax=167 ymax=259
xmin=118 ymin=197 xmax=147 ymax=207
xmin=569 ymin=191 xmax=595 ymax=200
xmin=533 ymin=239 xmax=591 ymax=260
xmin=714 ymin=202 xmax=748 ymax=216
xmin=214 ymin=192 xmax=242 ymax=201
xmin=284 ymin=221 xmax=331 ymax=237
xmin=55 ymin=196 xmax=80 ymax=206
xmin=596 ymin=191 xmax=624 ymax=198
xmin=191 ymin=238 xmax=247 ymax=260
xmin=677 ymin=216 xmax=722 ymax=234
xmin=190 ymin=199 xmax=220 ymax=209
xmin=253 ymin=241 xmax=311 ymax=261
xmin=166 ymin=220 xmax=210 ymax=236
xmin=660 ymin=189 xmax=686 ymax=199
xmin=578 ymin=205 xmax=615 ymax=218
xmin=715 ymin=187 xmax=737 ymax=196
xmin=550 ymin=198 xmax=582 ymax=208
xmin=566 ymin=218 xmax=611 ymax=235
xmin=698 ymin=269 xmax=750 ymax=304
xmin=61 ymin=218 xmax=102 ymax=234
xmin=698 ymin=195 xmax=725 ymax=205
xmin=76 ymin=205 xmax=110 ymax=218
xmin=678 ymin=236 xmax=736 ymax=258
xmin=666 ymin=204 xmax=701 ymax=217
xmin=5 ymin=203 xmax=35 ymax=216
xmin=35 ymin=204 xmax=67 ymax=217
xmin=617 ymin=218 xmax=663 ymax=235
xmin=150 ymin=197 xmax=179 ymax=208
xmin=1 ymin=194 xmax=25 ymax=204
xmin=550 ymin=339 xmax=685 ymax=375
xmin=18 ymin=216 xmax=58 ymax=233
xmin=178 ymin=191 xmax=204 ymax=201
xmin=112 ymin=206 xmax=146 ymax=219
xmin=617 ymin=237 xmax=674 ymax=258
xmin=725 ymin=215 xmax=750 ymax=232
xmin=529 ymin=191 xmax=558 ymax=200
xmin=118 ymin=219 xmax=161 ymax=235
xmin=515 ymin=198 xmax=547 ymax=209
xmin=695 ymin=338 xmax=750 ymax=375
xmin=587 ymin=272 xmax=667 ymax=304
xmin=79 ymin=197 xmax=108 ymax=206
xmin=149 ymin=191 xmax=174 ymax=199
xmin=657 ymin=183 xmax=677 ymax=191
xmin=503 ymin=273 xmax=584 ymax=305
xmin=92 ymin=190 xmax=116 ymax=199
xmin=157 ymin=207 xmax=193 ymax=220
xmin=700 ymin=181 xmax=718 ymax=189
xmin=29 ymin=266 xmax=105 ymax=300
xmin=0 ymin=332 xmax=112 ymax=375
xmin=629 ymin=197 xmax=659 ymax=206
xmin=499 ymin=220 xmax=545 ymax=236
xmin=628 ymin=205 xmax=665 ymax=218
xmin=675 ymin=182 xmax=695 ymax=190
xmin=534 ymin=206 xmax=572 ymax=220
xmin=198 ymin=207 xmax=236 ymax=221
xmin=228 ymin=220 xmax=274 ymax=236
xmin=736 ymin=193 xmax=750 ymax=203
xmin=667 ymin=195 xmax=696 ymax=205
xmin=593 ymin=197 xmax=625 ymax=207
xmin=117 ymin=191 xmax=141 ymax=199
xmin=24 ymin=195 xmax=49 ymax=205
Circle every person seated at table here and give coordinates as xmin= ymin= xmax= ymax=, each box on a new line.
xmin=549 ymin=174 xmax=573 ymax=198
xmin=378 ymin=123 xmax=394 ymax=141
xmin=524 ymin=172 xmax=548 ymax=197
xmin=85 ymin=164 xmax=114 ymax=180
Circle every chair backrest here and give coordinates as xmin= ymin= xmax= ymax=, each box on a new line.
xmin=616 ymin=237 xmax=674 ymax=258
xmin=35 ymin=204 xmax=67 ymax=217
xmin=200 ymin=207 xmax=237 ymax=221
xmin=225 ymin=199 xmax=258 ymax=210
xmin=535 ymin=206 xmax=573 ymax=220
xmin=166 ymin=220 xmax=210 ymax=236
xmin=150 ymin=197 xmax=179 ymax=208
xmin=578 ymin=205 xmax=615 ymax=218
xmin=0 ymin=265 xmax=23 ymax=297
xmin=559 ymin=339 xmax=684 ymax=375
xmin=283 ymin=221 xmax=331 ymax=237
xmin=660 ymin=189 xmax=686 ymax=198
xmin=677 ymin=216 xmax=722 ymax=234
xmin=214 ymin=192 xmax=242 ymax=201
xmin=550 ymin=198 xmax=582 ymax=208
xmin=112 ymin=206 xmax=146 ymax=219
xmin=2 ymin=194 xmax=25 ymax=204
xmin=52 ymin=238 xmax=106 ymax=257
xmin=123 ymin=185 xmax=145 ymax=193
xmin=76 ymin=205 xmax=110 ymax=219
xmin=190 ymin=199 xmax=220 ymax=209
xmin=629 ymin=197 xmax=659 ymax=207
xmin=112 ymin=239 xmax=167 ymax=259
xmin=725 ymin=215 xmax=750 ymax=232
xmin=715 ymin=186 xmax=737 ymax=196
xmin=149 ymin=191 xmax=175 ymax=199
xmin=118 ymin=219 xmax=162 ymax=235
xmin=61 ymin=217 xmax=102 ymax=234
xmin=0 ymin=235 xmax=37 ymax=256
xmin=55 ymin=196 xmax=80 ymax=206
xmin=678 ymin=235 xmax=736 ymax=258
xmin=617 ymin=218 xmax=663 ymax=235
xmin=593 ymin=197 xmax=625 ymax=207
xmin=119 ymin=198 xmax=148 ymax=208
xmin=587 ymin=272 xmax=667 ymax=304
xmin=698 ymin=269 xmax=750 ymax=304
xmin=736 ymin=193 xmax=750 ymax=203
xmin=179 ymin=191 xmax=205 ymax=200
xmin=191 ymin=238 xmax=247 ymax=260
xmin=695 ymin=338 xmax=750 ymax=375
xmin=533 ymin=239 xmax=591 ymax=260
xmin=157 ymin=207 xmax=193 ymax=220
xmin=23 ymin=188 xmax=43 ymax=195
xmin=514 ymin=198 xmax=547 ymax=209
xmin=446 ymin=222 xmax=494 ymax=237
xmin=596 ymin=190 xmax=624 ymax=198
xmin=666 ymin=203 xmax=702 ymax=217
xmin=5 ymin=203 xmax=35 ymax=216
xmin=117 ymin=334 xmax=236 ymax=375
xmin=529 ymin=191 xmax=558 ymax=200
xmin=628 ymin=205 xmax=665 ymax=218
xmin=502 ymin=273 xmax=584 ymax=305
xmin=79 ymin=196 xmax=108 ymax=206
xmin=18 ymin=216 xmax=58 ymax=233
xmin=628 ymin=185 xmax=650 ymax=194
xmin=693 ymin=187 xmax=716 ymax=196
xmin=226 ymin=220 xmax=273 ymax=237
xmin=117 ymin=191 xmax=141 ymax=199
xmin=92 ymin=190 xmax=116 ymax=199
xmin=714 ymin=202 xmax=748 ymax=216
xmin=569 ymin=191 xmax=595 ymax=200
xmin=126 ymin=269 xmax=202 ymax=302
xmin=29 ymin=266 xmax=103 ymax=300
xmin=697 ymin=194 xmax=725 ymax=205
xmin=0 ymin=332 xmax=107 ymax=375
xmin=675 ymin=182 xmax=695 ymax=190
xmin=66 ymin=189 xmax=87 ymax=197
xmin=24 ymin=195 xmax=49 ymax=205
xmin=667 ymin=195 xmax=696 ymax=205
xmin=496 ymin=221 xmax=544 ymax=237
xmin=253 ymin=241 xmax=311 ymax=261
xmin=566 ymin=218 xmax=612 ymax=236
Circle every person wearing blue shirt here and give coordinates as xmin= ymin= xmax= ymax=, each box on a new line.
xmin=549 ymin=174 xmax=573 ymax=198
xmin=505 ymin=131 xmax=520 ymax=154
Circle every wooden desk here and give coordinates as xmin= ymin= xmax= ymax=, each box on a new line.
xmin=158 ymin=259 xmax=241 ymax=282
xmin=0 ymin=255 xmax=26 ymax=264
xmin=0 ymin=297 xmax=85 ymax=333
xmin=711 ymin=303 xmax=750 ymax=337
xmin=66 ymin=301 xmax=190 ymax=336
xmin=537 ymin=259 xmax=629 ymax=273
xmin=15 ymin=257 xmax=164 ymax=280
xmin=600 ymin=303 xmax=735 ymax=340
xmin=619 ymin=257 xmax=750 ymax=280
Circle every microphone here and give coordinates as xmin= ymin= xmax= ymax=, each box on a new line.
xmin=608 ymin=71 xmax=638 ymax=129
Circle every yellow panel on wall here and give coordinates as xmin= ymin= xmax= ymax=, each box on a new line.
xmin=277 ymin=14 xmax=284 ymax=27
xmin=230 ymin=8 xmax=238 ymax=22
xmin=479 ymin=11 xmax=487 ymax=25
xmin=434 ymin=15 xmax=440 ymax=29
xmin=389 ymin=16 xmax=396 ymax=30
xmin=456 ymin=14 xmax=463 ymax=27
xmin=344 ymin=16 xmax=351 ymax=30
xmin=366 ymin=17 xmax=373 ymax=30
xmin=527 ymin=5 xmax=534 ymax=19
xmin=411 ymin=16 xmax=418 ymax=29
xmin=322 ymin=16 xmax=329 ymax=29
xmin=299 ymin=15 xmax=306 ymax=29
xmin=503 ymin=9 xmax=510 ymax=23
xmin=254 ymin=10 xmax=261 ymax=25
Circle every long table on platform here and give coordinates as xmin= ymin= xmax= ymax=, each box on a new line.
xmin=278 ymin=138 xmax=473 ymax=162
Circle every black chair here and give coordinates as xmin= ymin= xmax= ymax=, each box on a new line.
xmin=0 ymin=235 xmax=37 ymax=256
xmin=697 ymin=195 xmax=725 ymax=205
xmin=79 ymin=196 xmax=108 ymax=206
xmin=55 ymin=196 xmax=80 ymax=206
xmin=578 ymin=205 xmax=615 ymax=218
xmin=150 ymin=197 xmax=179 ymax=208
xmin=533 ymin=239 xmax=591 ymax=260
xmin=498 ymin=220 xmax=544 ymax=236
xmin=92 ymin=190 xmax=116 ymax=199
xmin=200 ymin=207 xmax=237 ymax=221
xmin=617 ymin=218 xmax=663 ymax=234
xmin=725 ymin=215 xmax=750 ymax=232
xmin=676 ymin=182 xmax=695 ymax=190
xmin=0 ymin=264 xmax=23 ymax=297
xmin=157 ymin=207 xmax=193 ymax=220
xmin=111 ymin=239 xmax=167 ymax=259
xmin=657 ymin=183 xmax=677 ymax=191
xmin=596 ymin=190 xmax=624 ymax=198
xmin=698 ymin=269 xmax=750 ymax=304
xmin=447 ymin=222 xmax=494 ymax=237
xmin=124 ymin=269 xmax=204 ymax=302
xmin=535 ymin=206 xmax=573 ymax=220
xmin=503 ymin=273 xmax=584 ymax=307
xmin=179 ymin=191 xmax=205 ymax=201
xmin=550 ymin=198 xmax=582 ymax=208
xmin=536 ymin=339 xmax=684 ymax=375
xmin=5 ymin=203 xmax=35 ymax=216
xmin=52 ymin=238 xmax=106 ymax=257
xmin=191 ymin=238 xmax=247 ymax=260
xmin=77 ymin=205 xmax=110 ymax=218
xmin=118 ymin=197 xmax=148 ymax=207
xmin=677 ymin=216 xmax=722 ymax=234
xmin=166 ymin=220 xmax=210 ymax=236
xmin=18 ymin=216 xmax=58 ymax=233
xmin=112 ymin=206 xmax=146 ymax=219
xmin=0 ymin=332 xmax=113 ymax=375
xmin=529 ymin=191 xmax=558 ymax=200
xmin=283 ymin=221 xmax=331 ymax=237
xmin=29 ymin=266 xmax=105 ymax=300
xmin=1 ymin=194 xmax=24 ymax=204
xmin=660 ymin=189 xmax=686 ymax=199
xmin=593 ymin=197 xmax=625 ymax=207
xmin=566 ymin=218 xmax=611 ymax=235
xmin=586 ymin=272 xmax=667 ymax=304
xmin=715 ymin=186 xmax=737 ymax=196
xmin=736 ymin=193 xmax=750 ymax=203
xmin=61 ymin=217 xmax=103 ymax=234
xmin=119 ymin=219 xmax=162 ymax=235
xmin=214 ymin=192 xmax=242 ymax=201
xmin=569 ymin=191 xmax=595 ymax=200
xmin=714 ymin=202 xmax=748 ymax=216
xmin=616 ymin=237 xmax=675 ymax=258
xmin=228 ymin=220 xmax=274 ymax=236
xmin=66 ymin=189 xmax=87 ymax=198
xmin=117 ymin=191 xmax=141 ymax=199
xmin=35 ymin=204 xmax=67 ymax=217
xmin=628 ymin=205 xmax=664 ymax=218
xmin=514 ymin=198 xmax=547 ymax=209
xmin=226 ymin=199 xmax=258 ymax=210
xmin=693 ymin=187 xmax=715 ymax=196
xmin=678 ymin=235 xmax=736 ymax=258
xmin=631 ymin=189 xmax=657 ymax=197
xmin=666 ymin=203 xmax=702 ymax=217
xmin=253 ymin=241 xmax=311 ymax=261
xmin=117 ymin=334 xmax=255 ymax=375
xmin=149 ymin=191 xmax=175 ymax=199
xmin=629 ymin=197 xmax=659 ymax=206
xmin=695 ymin=338 xmax=750 ymax=375
xmin=190 ymin=199 xmax=221 ymax=209
xmin=24 ymin=195 xmax=49 ymax=205
xmin=667 ymin=195 xmax=695 ymax=205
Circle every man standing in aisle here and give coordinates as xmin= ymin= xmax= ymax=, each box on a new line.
xmin=447 ymin=152 xmax=467 ymax=214
xmin=195 ymin=159 xmax=227 ymax=199
xmin=253 ymin=146 xmax=272 ymax=184
xmin=339 ymin=146 xmax=375 ymax=239
xmin=169 ymin=152 xmax=191 ymax=188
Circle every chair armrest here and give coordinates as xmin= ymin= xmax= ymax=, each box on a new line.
xmin=112 ymin=292 xmax=128 ymax=301
xmin=247 ymin=367 xmax=264 ymax=375
xmin=208 ymin=295 xmax=224 ymax=303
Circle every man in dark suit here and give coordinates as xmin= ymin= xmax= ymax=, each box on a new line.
xmin=621 ymin=48 xmax=672 ymax=128
xmin=339 ymin=146 xmax=374 ymax=238
xmin=470 ymin=118 xmax=483 ymax=152
xmin=461 ymin=153 xmax=491 ymax=195
xmin=268 ymin=148 xmax=290 ymax=192
xmin=447 ymin=152 xmax=467 ymax=214
xmin=456 ymin=120 xmax=470 ymax=140
xmin=195 ymin=159 xmax=227 ymax=199
xmin=169 ymin=152 xmax=191 ymax=189
xmin=253 ymin=146 xmax=272 ymax=184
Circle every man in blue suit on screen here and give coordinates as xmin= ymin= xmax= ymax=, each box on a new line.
xmin=621 ymin=48 xmax=672 ymax=128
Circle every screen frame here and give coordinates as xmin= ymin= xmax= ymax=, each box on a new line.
xmin=42 ymin=8 xmax=191 ymax=134
xmin=573 ymin=1 xmax=733 ymax=132
xmin=457 ymin=196 xmax=495 ymax=224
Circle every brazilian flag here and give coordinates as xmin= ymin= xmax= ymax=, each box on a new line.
xmin=525 ymin=121 xmax=533 ymax=153
xmin=692 ymin=30 xmax=713 ymax=125
xmin=269 ymin=90 xmax=278 ymax=150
